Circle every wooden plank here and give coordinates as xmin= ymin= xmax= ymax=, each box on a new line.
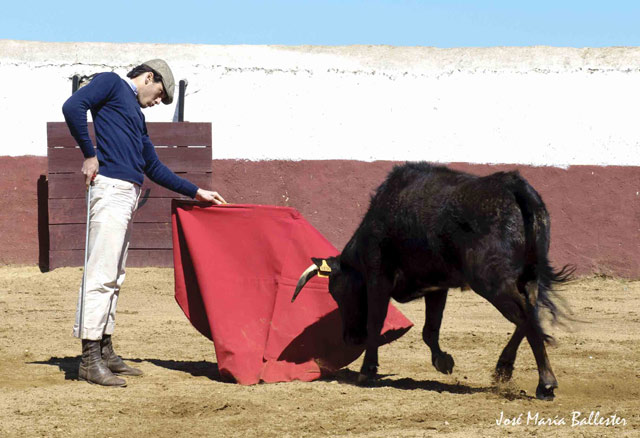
xmin=47 ymin=147 xmax=84 ymax=173
xmin=48 ymin=147 xmax=212 ymax=174
xmin=47 ymin=122 xmax=96 ymax=148
xmin=49 ymin=197 xmax=176 ymax=224
xmin=49 ymin=223 xmax=172 ymax=251
xmin=147 ymin=123 xmax=212 ymax=146
xmin=49 ymin=249 xmax=173 ymax=269
xmin=48 ymin=172 xmax=211 ymax=199
xmin=47 ymin=122 xmax=211 ymax=148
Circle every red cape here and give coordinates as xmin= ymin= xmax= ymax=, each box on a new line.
xmin=172 ymin=202 xmax=413 ymax=384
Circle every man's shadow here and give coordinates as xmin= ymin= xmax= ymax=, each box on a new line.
xmin=132 ymin=358 xmax=226 ymax=381
xmin=30 ymin=356 xmax=81 ymax=380
xmin=29 ymin=356 xmax=227 ymax=382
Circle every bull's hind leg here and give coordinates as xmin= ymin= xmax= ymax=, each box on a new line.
xmin=494 ymin=326 xmax=525 ymax=382
xmin=526 ymin=322 xmax=558 ymax=401
xmin=522 ymin=281 xmax=558 ymax=400
xmin=475 ymin=281 xmax=558 ymax=400
xmin=423 ymin=289 xmax=454 ymax=374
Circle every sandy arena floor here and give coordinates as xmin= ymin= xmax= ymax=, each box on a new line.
xmin=0 ymin=266 xmax=638 ymax=437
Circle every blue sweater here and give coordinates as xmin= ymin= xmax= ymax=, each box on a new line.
xmin=62 ymin=72 xmax=198 ymax=198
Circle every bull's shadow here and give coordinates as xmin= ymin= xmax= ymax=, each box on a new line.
xmin=324 ymin=369 xmax=532 ymax=400
xmin=277 ymin=310 xmax=528 ymax=400
xmin=29 ymin=356 xmax=226 ymax=383
xmin=325 ymin=368 xmax=488 ymax=395
xmin=276 ymin=309 xmax=366 ymax=368
xmin=276 ymin=308 xmax=410 ymax=368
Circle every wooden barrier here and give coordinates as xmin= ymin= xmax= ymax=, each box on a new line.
xmin=46 ymin=122 xmax=212 ymax=269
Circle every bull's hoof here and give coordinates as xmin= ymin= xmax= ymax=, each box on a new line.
xmin=535 ymin=383 xmax=556 ymax=401
xmin=433 ymin=352 xmax=455 ymax=374
xmin=356 ymin=373 xmax=371 ymax=385
xmin=494 ymin=363 xmax=514 ymax=382
xmin=357 ymin=364 xmax=378 ymax=385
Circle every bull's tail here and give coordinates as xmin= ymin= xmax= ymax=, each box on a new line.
xmin=505 ymin=172 xmax=575 ymax=339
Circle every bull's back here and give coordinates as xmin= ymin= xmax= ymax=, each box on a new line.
xmin=377 ymin=165 xmax=535 ymax=285
xmin=371 ymin=164 xmax=491 ymax=286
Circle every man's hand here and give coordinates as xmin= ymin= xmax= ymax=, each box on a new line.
xmin=195 ymin=188 xmax=227 ymax=205
xmin=82 ymin=156 xmax=99 ymax=188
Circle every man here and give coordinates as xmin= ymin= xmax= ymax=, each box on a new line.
xmin=62 ymin=59 xmax=226 ymax=387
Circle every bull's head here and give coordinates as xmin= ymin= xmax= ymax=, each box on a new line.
xmin=292 ymin=256 xmax=367 ymax=345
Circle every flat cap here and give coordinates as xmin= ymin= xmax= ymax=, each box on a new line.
xmin=142 ymin=59 xmax=175 ymax=105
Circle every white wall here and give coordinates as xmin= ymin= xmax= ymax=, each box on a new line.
xmin=2 ymin=40 xmax=640 ymax=166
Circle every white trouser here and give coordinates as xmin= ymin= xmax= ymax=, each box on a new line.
xmin=73 ymin=174 xmax=141 ymax=340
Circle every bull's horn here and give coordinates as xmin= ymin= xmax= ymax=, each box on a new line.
xmin=291 ymin=264 xmax=319 ymax=302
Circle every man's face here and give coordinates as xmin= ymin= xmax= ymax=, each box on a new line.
xmin=137 ymin=72 xmax=165 ymax=108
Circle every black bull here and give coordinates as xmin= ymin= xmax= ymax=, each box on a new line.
xmin=292 ymin=162 xmax=573 ymax=400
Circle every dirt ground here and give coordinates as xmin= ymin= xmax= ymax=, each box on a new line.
xmin=0 ymin=267 xmax=638 ymax=437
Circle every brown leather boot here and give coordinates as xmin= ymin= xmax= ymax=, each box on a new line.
xmin=101 ymin=335 xmax=143 ymax=376
xmin=79 ymin=340 xmax=126 ymax=387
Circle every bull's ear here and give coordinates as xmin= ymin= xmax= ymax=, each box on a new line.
xmin=311 ymin=257 xmax=324 ymax=268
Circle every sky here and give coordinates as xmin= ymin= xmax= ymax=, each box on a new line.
xmin=2 ymin=1 xmax=640 ymax=47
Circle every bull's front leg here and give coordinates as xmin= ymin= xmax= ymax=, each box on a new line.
xmin=357 ymin=274 xmax=392 ymax=385
xmin=357 ymin=346 xmax=379 ymax=385
xmin=423 ymin=289 xmax=455 ymax=374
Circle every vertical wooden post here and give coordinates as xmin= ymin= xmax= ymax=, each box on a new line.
xmin=72 ymin=75 xmax=81 ymax=94
xmin=37 ymin=175 xmax=50 ymax=272
xmin=178 ymin=79 xmax=188 ymax=122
